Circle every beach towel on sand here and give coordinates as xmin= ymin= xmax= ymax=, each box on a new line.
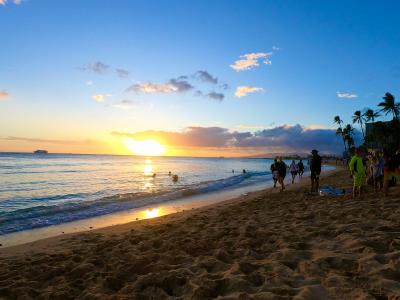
xmin=319 ymin=186 xmax=352 ymax=196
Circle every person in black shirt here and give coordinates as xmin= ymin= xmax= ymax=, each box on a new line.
xmin=297 ymin=159 xmax=304 ymax=178
xmin=276 ymin=157 xmax=287 ymax=191
xmin=310 ymin=149 xmax=322 ymax=194
xmin=270 ymin=158 xmax=279 ymax=188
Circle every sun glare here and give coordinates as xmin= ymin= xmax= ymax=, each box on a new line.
xmin=143 ymin=208 xmax=161 ymax=219
xmin=124 ymin=138 xmax=165 ymax=156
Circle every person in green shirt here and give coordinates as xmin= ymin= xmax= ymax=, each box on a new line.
xmin=349 ymin=147 xmax=366 ymax=198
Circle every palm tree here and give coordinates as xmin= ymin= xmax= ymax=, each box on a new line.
xmin=352 ymin=110 xmax=365 ymax=139
xmin=343 ymin=124 xmax=355 ymax=149
xmin=378 ymin=92 xmax=400 ymax=120
xmin=333 ymin=116 xmax=347 ymax=152
xmin=334 ymin=115 xmax=343 ymax=127
xmin=364 ymin=108 xmax=380 ymax=122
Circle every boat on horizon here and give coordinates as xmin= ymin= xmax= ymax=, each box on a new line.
xmin=33 ymin=150 xmax=48 ymax=154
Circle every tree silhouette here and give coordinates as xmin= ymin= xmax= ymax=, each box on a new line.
xmin=343 ymin=124 xmax=355 ymax=149
xmin=378 ymin=92 xmax=400 ymax=120
xmin=334 ymin=115 xmax=347 ymax=152
xmin=352 ymin=110 xmax=365 ymax=139
xmin=364 ymin=108 xmax=380 ymax=122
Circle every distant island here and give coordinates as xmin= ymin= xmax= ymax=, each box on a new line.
xmin=33 ymin=150 xmax=48 ymax=154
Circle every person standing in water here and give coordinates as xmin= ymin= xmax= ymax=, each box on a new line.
xmin=310 ymin=149 xmax=322 ymax=194
xmin=289 ymin=160 xmax=298 ymax=184
xmin=270 ymin=158 xmax=279 ymax=188
xmin=297 ymin=160 xmax=304 ymax=178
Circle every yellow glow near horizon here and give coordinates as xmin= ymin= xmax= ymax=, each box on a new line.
xmin=124 ymin=138 xmax=165 ymax=156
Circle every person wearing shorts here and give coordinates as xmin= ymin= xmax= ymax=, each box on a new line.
xmin=289 ymin=160 xmax=298 ymax=184
xmin=297 ymin=160 xmax=304 ymax=178
xmin=349 ymin=147 xmax=366 ymax=198
xmin=270 ymin=158 xmax=279 ymax=188
xmin=277 ymin=157 xmax=287 ymax=192
xmin=370 ymin=151 xmax=384 ymax=193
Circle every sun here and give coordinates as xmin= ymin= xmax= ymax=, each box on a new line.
xmin=124 ymin=138 xmax=165 ymax=156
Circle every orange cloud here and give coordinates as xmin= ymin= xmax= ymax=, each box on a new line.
xmin=0 ymin=90 xmax=10 ymax=100
xmin=111 ymin=124 xmax=353 ymax=155
xmin=235 ymin=86 xmax=263 ymax=98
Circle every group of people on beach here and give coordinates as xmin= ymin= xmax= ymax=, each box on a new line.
xmin=267 ymin=145 xmax=399 ymax=198
xmin=349 ymin=146 xmax=400 ymax=198
xmin=270 ymin=150 xmax=321 ymax=192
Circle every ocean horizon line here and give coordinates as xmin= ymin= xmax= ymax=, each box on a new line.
xmin=0 ymin=151 xmax=278 ymax=159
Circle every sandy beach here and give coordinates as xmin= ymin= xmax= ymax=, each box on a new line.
xmin=1 ymin=167 xmax=400 ymax=299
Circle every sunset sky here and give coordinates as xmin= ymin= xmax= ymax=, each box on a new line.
xmin=1 ymin=0 xmax=400 ymax=156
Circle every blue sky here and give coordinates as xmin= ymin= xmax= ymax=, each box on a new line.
xmin=0 ymin=0 xmax=399 ymax=155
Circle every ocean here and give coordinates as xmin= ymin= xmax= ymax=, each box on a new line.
xmin=0 ymin=153 xmax=297 ymax=235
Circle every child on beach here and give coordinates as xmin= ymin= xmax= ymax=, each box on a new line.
xmin=289 ymin=160 xmax=297 ymax=184
xmin=349 ymin=147 xmax=366 ymax=198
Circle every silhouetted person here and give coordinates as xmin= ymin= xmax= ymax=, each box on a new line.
xmin=310 ymin=149 xmax=321 ymax=194
xmin=297 ymin=160 xmax=304 ymax=178
xmin=276 ymin=157 xmax=287 ymax=192
xmin=172 ymin=174 xmax=178 ymax=182
xmin=270 ymin=158 xmax=279 ymax=188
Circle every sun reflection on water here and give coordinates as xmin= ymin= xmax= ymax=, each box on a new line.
xmin=143 ymin=208 xmax=161 ymax=219
xmin=143 ymin=158 xmax=154 ymax=190
xmin=144 ymin=159 xmax=153 ymax=175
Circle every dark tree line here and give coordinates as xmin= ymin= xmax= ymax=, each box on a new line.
xmin=334 ymin=92 xmax=400 ymax=154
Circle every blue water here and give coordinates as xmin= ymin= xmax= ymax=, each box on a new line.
xmin=0 ymin=153 xmax=302 ymax=235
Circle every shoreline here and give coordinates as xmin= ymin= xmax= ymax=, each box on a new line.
xmin=0 ymin=178 xmax=273 ymax=248
xmin=0 ymin=167 xmax=336 ymax=249
xmin=0 ymin=167 xmax=337 ymax=253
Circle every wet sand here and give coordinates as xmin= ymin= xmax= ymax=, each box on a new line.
xmin=1 ymin=167 xmax=400 ymax=299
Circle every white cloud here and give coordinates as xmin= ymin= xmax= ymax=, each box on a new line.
xmin=336 ymin=92 xmax=358 ymax=99
xmin=0 ymin=90 xmax=10 ymax=100
xmin=230 ymin=52 xmax=273 ymax=71
xmin=86 ymin=80 xmax=93 ymax=86
xmin=130 ymin=82 xmax=177 ymax=93
xmin=0 ymin=0 xmax=24 ymax=5
xmin=235 ymin=86 xmax=264 ymax=98
xmin=272 ymin=46 xmax=280 ymax=51
xmin=126 ymin=78 xmax=193 ymax=94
